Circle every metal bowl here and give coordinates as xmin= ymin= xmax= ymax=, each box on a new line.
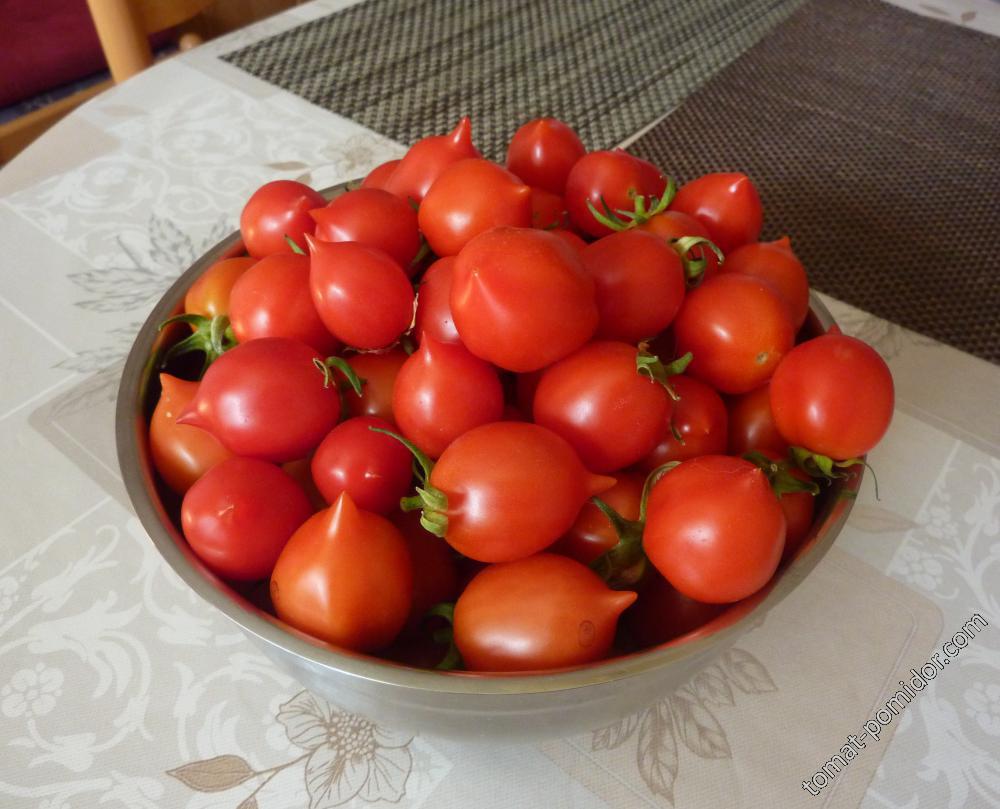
xmin=116 ymin=181 xmax=860 ymax=739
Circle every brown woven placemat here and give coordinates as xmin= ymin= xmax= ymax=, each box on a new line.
xmin=631 ymin=0 xmax=1000 ymax=363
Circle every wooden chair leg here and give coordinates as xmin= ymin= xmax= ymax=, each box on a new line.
xmin=86 ymin=0 xmax=154 ymax=83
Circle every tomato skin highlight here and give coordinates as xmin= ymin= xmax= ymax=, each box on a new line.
xmin=392 ymin=333 xmax=505 ymax=459
xmin=669 ymin=172 xmax=762 ymax=254
xmin=414 ymin=257 xmax=460 ymax=345
xmin=228 ymin=253 xmax=340 ymax=355
xmin=722 ymin=237 xmax=810 ymax=330
xmin=150 ymin=373 xmax=234 ymax=494
xmin=673 ymin=274 xmax=795 ymax=395
xmin=270 ymin=493 xmax=412 ymax=652
xmin=769 ymin=334 xmax=894 ymax=459
xmin=182 ymin=457 xmax=312 ymax=581
xmin=240 ymin=180 xmax=325 ymax=259
xmin=429 ymin=422 xmax=614 ymax=563
xmin=419 ymin=159 xmax=533 ymax=256
xmin=533 ymin=341 xmax=671 ymax=473
xmin=640 ymin=375 xmax=728 ymax=470
xmin=178 ymin=337 xmax=340 ymax=463
xmin=311 ymin=188 xmax=421 ymax=271
xmin=506 ymin=117 xmax=586 ymax=195
xmin=184 ymin=256 xmax=255 ymax=318
xmin=310 ymin=416 xmax=413 ymax=514
xmin=644 ymin=455 xmax=786 ymax=603
xmin=381 ymin=117 xmax=480 ymax=203
xmin=582 ymin=229 xmax=686 ymax=343
xmin=308 ymin=238 xmax=415 ymax=350
xmin=453 ymin=553 xmax=636 ymax=671
xmin=450 ymin=227 xmax=599 ymax=372
xmin=552 ymin=472 xmax=644 ymax=565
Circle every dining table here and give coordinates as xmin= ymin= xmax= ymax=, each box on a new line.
xmin=1 ymin=0 xmax=998 ymax=807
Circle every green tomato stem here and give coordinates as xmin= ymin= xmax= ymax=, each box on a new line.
xmin=369 ymin=426 xmax=450 ymax=534
xmin=588 ymin=497 xmax=647 ymax=590
xmin=671 ymin=236 xmax=724 ymax=287
xmin=743 ymin=450 xmax=820 ymax=497
xmin=425 ymin=602 xmax=463 ymax=671
xmin=313 ymin=356 xmax=364 ymax=396
xmin=285 ymin=234 xmax=306 ymax=254
xmin=789 ymin=447 xmax=878 ymax=499
xmin=159 ymin=312 xmax=236 ymax=376
xmin=635 ymin=350 xmax=693 ymax=400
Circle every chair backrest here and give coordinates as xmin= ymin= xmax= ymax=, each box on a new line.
xmin=86 ymin=0 xmax=213 ymax=83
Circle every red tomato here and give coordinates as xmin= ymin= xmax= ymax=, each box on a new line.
xmin=240 ymin=180 xmax=325 ymax=259
xmin=644 ymin=456 xmax=785 ymax=603
xmin=769 ymin=334 xmax=894 ymax=459
xmin=635 ymin=210 xmax=722 ymax=282
xmin=640 ymin=375 xmax=728 ymax=470
xmin=673 ymin=274 xmax=795 ymax=394
xmin=418 ymin=159 xmax=532 ymax=256
xmin=393 ymin=334 xmax=504 ymax=458
xmin=311 ymin=416 xmax=413 ymax=514
xmin=505 ymin=117 xmax=586 ymax=194
xmin=414 ymin=257 xmax=460 ymax=345
xmin=228 ymin=253 xmax=339 ymax=355
xmin=343 ymin=349 xmax=409 ymax=424
xmin=308 ymin=237 xmax=414 ymax=350
xmin=182 ymin=457 xmax=312 ymax=581
xmin=150 ymin=373 xmax=234 ymax=494
xmin=564 ymin=150 xmax=667 ymax=238
xmin=450 ymin=228 xmax=598 ymax=372
xmin=529 ymin=187 xmax=569 ymax=229
xmin=453 ymin=553 xmax=636 ymax=671
xmin=178 ymin=337 xmax=341 ymax=463
xmin=582 ymin=230 xmax=686 ymax=342
xmin=552 ymin=472 xmax=644 ymax=565
xmin=270 ymin=493 xmax=412 ymax=652
xmin=381 ymin=117 xmax=480 ymax=203
xmin=280 ymin=457 xmax=327 ymax=512
xmin=623 ymin=572 xmax=727 ymax=648
xmin=727 ymin=383 xmax=788 ymax=457
xmin=361 ymin=159 xmax=401 ymax=190
xmin=549 ymin=229 xmax=588 ymax=253
xmin=722 ymin=237 xmax=809 ymax=330
xmin=669 ymin=172 xmax=762 ymax=254
xmin=310 ymin=188 xmax=421 ymax=272
xmin=425 ymin=422 xmax=614 ymax=562
xmin=393 ymin=510 xmax=460 ymax=624
xmin=184 ymin=257 xmax=255 ymax=318
xmin=534 ymin=341 xmax=671 ymax=473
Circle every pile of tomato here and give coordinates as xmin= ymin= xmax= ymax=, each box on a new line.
xmin=149 ymin=116 xmax=895 ymax=673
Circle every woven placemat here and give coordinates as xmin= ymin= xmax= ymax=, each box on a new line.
xmin=222 ymin=0 xmax=804 ymax=161
xmin=630 ymin=0 xmax=1000 ymax=363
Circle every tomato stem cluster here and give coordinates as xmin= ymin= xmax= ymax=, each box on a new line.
xmin=370 ymin=427 xmax=451 ymax=537
xmin=158 ymin=312 xmax=236 ymax=376
xmin=743 ymin=450 xmax=820 ymax=497
xmin=635 ymin=349 xmax=693 ymax=400
xmin=313 ymin=356 xmax=364 ymax=395
xmin=789 ymin=447 xmax=877 ymax=499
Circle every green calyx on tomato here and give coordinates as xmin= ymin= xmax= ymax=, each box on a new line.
xmin=589 ymin=461 xmax=679 ymax=589
xmin=635 ymin=349 xmax=693 ymax=400
xmin=284 ymin=234 xmax=306 ymax=254
xmin=585 ymin=178 xmax=677 ymax=233
xmin=425 ymin=601 xmax=463 ymax=671
xmin=788 ymin=446 xmax=876 ymax=499
xmin=312 ymin=355 xmax=365 ymax=394
xmin=743 ymin=450 xmax=820 ymax=497
xmin=159 ymin=312 xmax=236 ymax=375
xmin=671 ymin=235 xmax=725 ymax=286
xmin=369 ymin=426 xmax=449 ymax=536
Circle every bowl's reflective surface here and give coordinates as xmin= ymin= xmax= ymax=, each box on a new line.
xmin=116 ymin=182 xmax=861 ymax=739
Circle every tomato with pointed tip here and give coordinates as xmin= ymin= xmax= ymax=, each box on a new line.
xmin=270 ymin=493 xmax=412 ymax=652
xmin=454 ymin=553 xmax=636 ymax=671
xmin=310 ymin=416 xmax=413 ymax=514
xmin=552 ymin=472 xmax=644 ymax=565
xmin=178 ymin=337 xmax=341 ymax=463
xmin=450 ymin=228 xmax=598 ymax=372
xmin=727 ymin=382 xmax=788 ymax=457
xmin=381 ymin=117 xmax=480 ymax=203
xmin=564 ymin=150 xmax=668 ymax=238
xmin=228 ymin=253 xmax=339 ymax=355
xmin=582 ymin=229 xmax=686 ymax=342
xmin=343 ymin=349 xmax=409 ymax=424
xmin=722 ymin=237 xmax=809 ymax=330
xmin=182 ymin=457 xmax=312 ymax=581
xmin=505 ymin=117 xmax=586 ymax=195
xmin=414 ymin=257 xmax=460 ymax=345
xmin=418 ymin=159 xmax=532 ymax=256
xmin=240 ymin=180 xmax=325 ymax=259
xmin=529 ymin=187 xmax=569 ymax=229
xmin=150 ymin=373 xmax=234 ymax=494
xmin=361 ymin=159 xmax=401 ymax=190
xmin=534 ymin=341 xmax=672 ymax=473
xmin=769 ymin=333 xmax=894 ymax=460
xmin=184 ymin=256 xmax=255 ymax=318
xmin=420 ymin=422 xmax=615 ymax=562
xmin=640 ymin=375 xmax=728 ymax=470
xmin=393 ymin=334 xmax=504 ymax=459
xmin=673 ymin=274 xmax=795 ymax=394
xmin=644 ymin=456 xmax=785 ymax=603
xmin=308 ymin=237 xmax=414 ymax=350
xmin=310 ymin=188 xmax=421 ymax=272
xmin=669 ymin=172 xmax=762 ymax=254
xmin=635 ymin=210 xmax=722 ymax=283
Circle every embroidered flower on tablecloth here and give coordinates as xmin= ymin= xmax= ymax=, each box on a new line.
xmin=1 ymin=663 xmax=64 ymax=719
xmin=0 ymin=576 xmax=18 ymax=617
xmin=891 ymin=546 xmax=944 ymax=592
xmin=964 ymin=682 xmax=1000 ymax=736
